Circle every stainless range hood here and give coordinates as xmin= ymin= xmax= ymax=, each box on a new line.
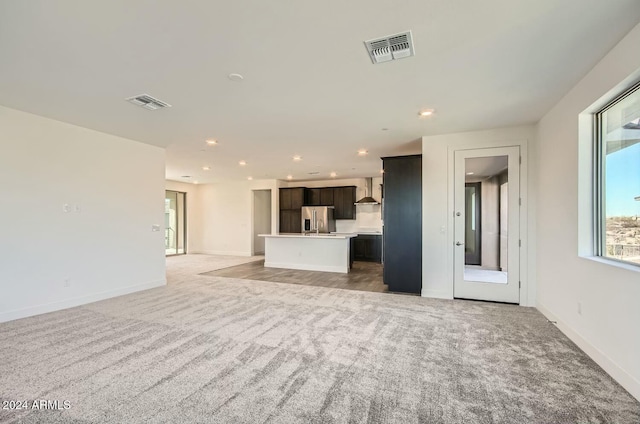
xmin=355 ymin=177 xmax=380 ymax=205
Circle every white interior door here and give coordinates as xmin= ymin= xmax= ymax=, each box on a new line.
xmin=453 ymin=146 xmax=520 ymax=303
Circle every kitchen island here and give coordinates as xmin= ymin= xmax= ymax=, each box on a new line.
xmin=259 ymin=233 xmax=357 ymax=273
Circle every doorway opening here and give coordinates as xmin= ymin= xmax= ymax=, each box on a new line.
xmin=252 ymin=189 xmax=272 ymax=255
xmin=165 ymin=190 xmax=186 ymax=256
xmin=454 ymin=147 xmax=520 ymax=303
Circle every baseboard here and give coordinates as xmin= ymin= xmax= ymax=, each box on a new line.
xmin=0 ymin=279 xmax=166 ymax=323
xmin=192 ymin=250 xmax=252 ymax=257
xmin=536 ymin=303 xmax=640 ymax=402
xmin=264 ymin=261 xmax=348 ymax=274
xmin=421 ymin=288 xmax=453 ymax=299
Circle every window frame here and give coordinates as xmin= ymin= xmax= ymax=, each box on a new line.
xmin=593 ymin=81 xmax=640 ymax=267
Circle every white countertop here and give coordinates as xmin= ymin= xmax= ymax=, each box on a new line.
xmin=259 ymin=233 xmax=357 ymax=239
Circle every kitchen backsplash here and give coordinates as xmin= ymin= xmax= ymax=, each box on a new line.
xmin=335 ymin=203 xmax=382 ymax=233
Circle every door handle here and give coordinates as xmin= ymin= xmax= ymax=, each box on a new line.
xmin=455 ymin=241 xmax=464 ymax=246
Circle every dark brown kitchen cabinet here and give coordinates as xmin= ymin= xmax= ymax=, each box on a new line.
xmin=279 ymin=187 xmax=306 ymax=210
xmin=333 ymin=186 xmax=356 ymax=219
xmin=305 ymin=188 xmax=334 ymax=206
xmin=281 ymin=186 xmax=355 ymax=230
xmin=353 ymin=234 xmax=382 ymax=262
xmin=280 ymin=188 xmax=292 ymax=210
xmin=382 ymin=155 xmax=422 ymax=294
xmin=320 ymin=188 xmax=334 ymax=206
xmin=279 ymin=188 xmax=306 ymax=233
xmin=306 ymin=188 xmax=321 ymax=206
xmin=279 ymin=209 xmax=301 ymax=233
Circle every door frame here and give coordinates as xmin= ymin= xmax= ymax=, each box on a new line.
xmin=453 ymin=146 xmax=520 ymax=303
xmin=165 ymin=190 xmax=187 ymax=256
xmin=444 ymin=139 xmax=530 ymax=306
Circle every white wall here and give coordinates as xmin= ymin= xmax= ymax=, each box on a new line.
xmin=535 ymin=23 xmax=640 ymax=400
xmin=165 ymin=180 xmax=200 ymax=253
xmin=285 ymin=177 xmax=383 ymax=232
xmin=421 ymin=125 xmax=536 ymax=304
xmin=194 ymin=180 xmax=279 ymax=256
xmin=0 ymin=106 xmax=166 ymax=322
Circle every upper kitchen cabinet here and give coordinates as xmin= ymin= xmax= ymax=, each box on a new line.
xmin=305 ymin=188 xmax=321 ymax=206
xmin=320 ymin=188 xmax=334 ymax=206
xmin=301 ymin=186 xmax=355 ymax=218
xmin=382 ymin=155 xmax=422 ymax=294
xmin=333 ymin=186 xmax=356 ymax=219
xmin=280 ymin=187 xmax=306 ymax=210
xmin=305 ymin=187 xmax=335 ymax=206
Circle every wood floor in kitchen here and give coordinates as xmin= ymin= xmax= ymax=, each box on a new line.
xmin=201 ymin=260 xmax=387 ymax=293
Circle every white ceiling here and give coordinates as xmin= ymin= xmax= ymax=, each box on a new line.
xmin=1 ymin=1 xmax=639 ymax=184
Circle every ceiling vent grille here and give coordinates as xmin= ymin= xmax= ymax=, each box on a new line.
xmin=364 ymin=31 xmax=414 ymax=64
xmin=126 ymin=94 xmax=172 ymax=110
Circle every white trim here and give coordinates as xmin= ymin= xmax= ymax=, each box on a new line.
xmin=537 ymin=304 xmax=640 ymax=402
xmin=264 ymin=261 xmax=349 ymax=274
xmin=581 ymin=255 xmax=640 ymax=273
xmin=0 ymin=279 xmax=166 ymax=323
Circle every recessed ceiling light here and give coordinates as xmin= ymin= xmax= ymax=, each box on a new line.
xmin=202 ymin=166 xmax=211 ymax=171
xmin=193 ymin=181 xmax=199 ymax=184
xmin=228 ymin=73 xmax=244 ymax=81
xmin=357 ymin=149 xmax=368 ymax=156
xmin=286 ymin=175 xmax=293 ymax=180
xmin=293 ymin=155 xmax=302 ymax=161
xmin=247 ymin=176 xmax=253 ymax=180
xmin=330 ymin=172 xmax=337 ymax=178
xmin=419 ymin=109 xmax=435 ymax=117
xmin=206 ymin=139 xmax=218 ymax=145
xmin=466 ymin=172 xmax=474 ymax=175
xmin=239 ymin=160 xmax=247 ymax=166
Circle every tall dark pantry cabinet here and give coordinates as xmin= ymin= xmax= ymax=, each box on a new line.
xmin=382 ymin=155 xmax=422 ymax=294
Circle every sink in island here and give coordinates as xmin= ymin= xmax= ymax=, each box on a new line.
xmin=259 ymin=233 xmax=358 ymax=273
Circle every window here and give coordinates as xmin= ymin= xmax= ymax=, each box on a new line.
xmin=596 ymin=83 xmax=640 ymax=266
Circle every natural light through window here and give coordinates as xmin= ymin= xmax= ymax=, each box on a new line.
xmin=597 ymin=85 xmax=640 ymax=266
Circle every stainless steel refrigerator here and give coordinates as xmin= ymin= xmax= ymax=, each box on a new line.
xmin=301 ymin=206 xmax=336 ymax=233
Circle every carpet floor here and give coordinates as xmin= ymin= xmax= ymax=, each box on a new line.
xmin=0 ymin=254 xmax=638 ymax=423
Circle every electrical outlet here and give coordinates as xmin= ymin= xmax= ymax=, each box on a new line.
xmin=63 ymin=278 xmax=70 ymax=288
xmin=577 ymin=301 xmax=582 ymax=315
xmin=63 ymin=204 xmax=71 ymax=213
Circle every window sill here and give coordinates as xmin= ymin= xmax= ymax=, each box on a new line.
xmin=581 ymin=255 xmax=640 ymax=273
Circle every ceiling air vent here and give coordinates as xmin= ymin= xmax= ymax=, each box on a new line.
xmin=126 ymin=94 xmax=172 ymax=110
xmin=364 ymin=31 xmax=414 ymax=64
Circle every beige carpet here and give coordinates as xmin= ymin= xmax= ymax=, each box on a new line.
xmin=0 ymin=254 xmax=638 ymax=423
